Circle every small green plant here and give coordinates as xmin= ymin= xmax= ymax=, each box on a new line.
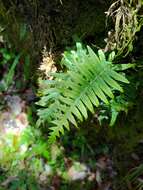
xmin=0 ymin=48 xmax=21 ymax=91
xmin=98 ymin=80 xmax=136 ymax=126
xmin=0 ymin=125 xmax=51 ymax=184
xmin=37 ymin=43 xmax=130 ymax=143
xmin=0 ymin=1 xmax=34 ymax=55
xmin=125 ymin=164 xmax=143 ymax=190
xmin=0 ymin=46 xmax=31 ymax=91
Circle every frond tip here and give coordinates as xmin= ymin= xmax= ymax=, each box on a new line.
xmin=37 ymin=43 xmax=129 ymax=143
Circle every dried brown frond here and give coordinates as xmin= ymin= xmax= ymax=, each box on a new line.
xmin=105 ymin=0 xmax=143 ymax=56
xmin=39 ymin=47 xmax=57 ymax=78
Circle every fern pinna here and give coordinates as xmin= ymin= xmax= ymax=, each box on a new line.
xmin=37 ymin=43 xmax=129 ymax=143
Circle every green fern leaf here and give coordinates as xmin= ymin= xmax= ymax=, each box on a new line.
xmin=37 ymin=43 xmax=129 ymax=143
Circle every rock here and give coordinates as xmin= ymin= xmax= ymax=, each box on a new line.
xmin=44 ymin=164 xmax=52 ymax=176
xmin=0 ymin=111 xmax=28 ymax=136
xmin=5 ymin=95 xmax=22 ymax=115
xmin=39 ymin=172 xmax=48 ymax=183
xmin=67 ymin=162 xmax=90 ymax=181
xmin=131 ymin=153 xmax=140 ymax=161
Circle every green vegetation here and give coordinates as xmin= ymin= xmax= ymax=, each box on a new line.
xmin=0 ymin=0 xmax=143 ymax=189
xmin=37 ymin=43 xmax=130 ymax=143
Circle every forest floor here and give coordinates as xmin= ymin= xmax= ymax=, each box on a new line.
xmin=0 ymin=48 xmax=143 ymax=190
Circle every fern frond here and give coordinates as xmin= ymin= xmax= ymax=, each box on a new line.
xmin=37 ymin=43 xmax=129 ymax=143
